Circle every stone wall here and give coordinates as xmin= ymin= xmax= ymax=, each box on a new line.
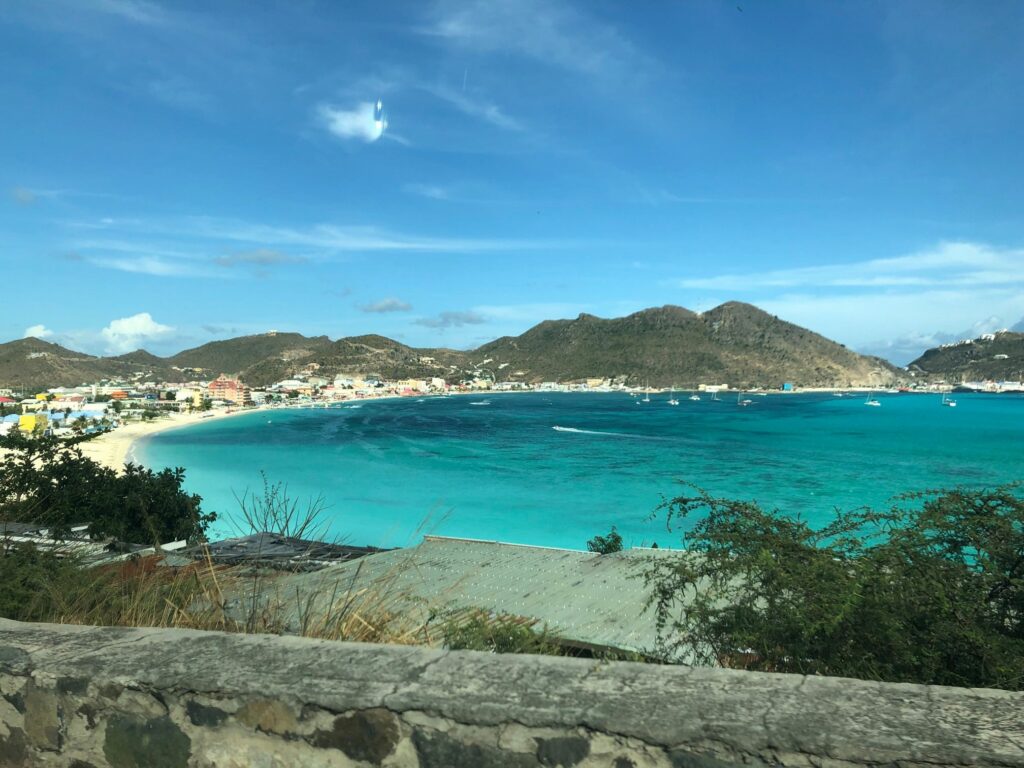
xmin=0 ymin=619 xmax=1021 ymax=767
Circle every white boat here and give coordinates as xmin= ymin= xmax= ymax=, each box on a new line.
xmin=642 ymin=381 xmax=651 ymax=403
xmin=737 ymin=392 xmax=753 ymax=407
xmin=469 ymin=400 xmax=490 ymax=406
xmin=668 ymin=386 xmax=679 ymax=406
xmin=941 ymin=393 xmax=958 ymax=408
xmin=689 ymin=393 xmax=701 ymax=401
xmin=864 ymin=394 xmax=881 ymax=407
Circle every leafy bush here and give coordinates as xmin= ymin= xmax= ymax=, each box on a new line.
xmin=646 ymin=485 xmax=1024 ymax=690
xmin=0 ymin=432 xmax=215 ymax=544
xmin=587 ymin=526 xmax=623 ymax=554
xmin=441 ymin=611 xmax=566 ymax=655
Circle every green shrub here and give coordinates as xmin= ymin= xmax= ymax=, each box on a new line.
xmin=646 ymin=485 xmax=1024 ymax=690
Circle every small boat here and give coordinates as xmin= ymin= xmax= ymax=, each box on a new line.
xmin=689 ymin=392 xmax=701 ymax=401
xmin=864 ymin=394 xmax=881 ymax=407
xmin=941 ymin=393 xmax=957 ymax=408
xmin=642 ymin=381 xmax=651 ymax=403
xmin=668 ymin=386 xmax=679 ymax=406
xmin=469 ymin=400 xmax=490 ymax=406
xmin=737 ymin=392 xmax=753 ymax=407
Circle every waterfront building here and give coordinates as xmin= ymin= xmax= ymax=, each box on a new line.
xmin=208 ymin=374 xmax=251 ymax=405
xmin=18 ymin=413 xmax=48 ymax=433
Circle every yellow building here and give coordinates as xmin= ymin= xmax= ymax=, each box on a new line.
xmin=19 ymin=413 xmax=49 ymax=433
xmin=34 ymin=393 xmax=50 ymax=401
xmin=395 ymin=379 xmax=428 ymax=392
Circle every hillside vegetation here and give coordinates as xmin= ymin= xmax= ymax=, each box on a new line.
xmin=909 ymin=332 xmax=1024 ymax=381
xmin=477 ymin=303 xmax=895 ymax=388
xmin=0 ymin=302 xmax=898 ymax=389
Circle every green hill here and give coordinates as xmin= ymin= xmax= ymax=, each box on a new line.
xmin=0 ymin=303 xmax=900 ymax=390
xmin=908 ymin=332 xmax=1024 ymax=382
xmin=475 ymin=303 xmax=895 ymax=388
xmin=167 ymin=332 xmax=333 ymax=377
xmin=0 ymin=338 xmax=165 ymax=392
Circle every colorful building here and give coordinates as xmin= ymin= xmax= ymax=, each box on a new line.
xmin=208 ymin=374 xmax=251 ymax=405
xmin=19 ymin=413 xmax=48 ymax=433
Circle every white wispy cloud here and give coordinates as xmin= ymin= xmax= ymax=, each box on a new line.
xmin=361 ymin=298 xmax=413 ymax=313
xmin=10 ymin=187 xmax=67 ymax=205
xmin=101 ymin=312 xmax=174 ymax=353
xmin=73 ymin=215 xmax=563 ymax=254
xmin=676 ymin=241 xmax=1024 ymax=291
xmin=87 ymin=0 xmax=167 ymax=25
xmin=673 ymin=241 xmax=1024 ymax=365
xmin=424 ymin=84 xmax=523 ymax=131
xmin=424 ymin=0 xmax=643 ymax=78
xmin=24 ymin=324 xmax=54 ymax=340
xmin=318 ymin=101 xmax=386 ymax=143
xmin=404 ymin=183 xmax=449 ymax=201
xmin=90 ymin=256 xmax=215 ymax=277
xmin=414 ymin=310 xmax=488 ymax=328
xmin=213 ymin=249 xmax=306 ymax=268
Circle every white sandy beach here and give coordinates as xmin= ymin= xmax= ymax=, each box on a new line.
xmin=78 ymin=408 xmax=259 ymax=472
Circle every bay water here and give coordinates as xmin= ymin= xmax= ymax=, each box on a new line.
xmin=136 ymin=392 xmax=1024 ymax=550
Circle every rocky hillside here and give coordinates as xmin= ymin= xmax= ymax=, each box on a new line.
xmin=0 ymin=303 xmax=899 ymax=390
xmin=241 ymin=335 xmax=469 ymax=386
xmin=0 ymin=338 xmax=168 ymax=391
xmin=477 ymin=303 xmax=896 ymax=388
xmin=909 ymin=332 xmax=1024 ymax=381
xmin=167 ymin=332 xmax=334 ymax=375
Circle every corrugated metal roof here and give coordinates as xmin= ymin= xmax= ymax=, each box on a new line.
xmin=271 ymin=535 xmax=684 ymax=655
xmin=190 ymin=532 xmax=384 ymax=570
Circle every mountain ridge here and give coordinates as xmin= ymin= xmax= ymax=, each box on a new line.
xmin=0 ymin=302 xmax=899 ymax=390
xmin=908 ymin=331 xmax=1024 ymax=381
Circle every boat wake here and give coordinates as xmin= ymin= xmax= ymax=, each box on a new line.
xmin=552 ymin=425 xmax=664 ymax=440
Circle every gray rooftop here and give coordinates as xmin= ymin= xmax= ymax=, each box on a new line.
xmin=263 ymin=535 xmax=684 ymax=655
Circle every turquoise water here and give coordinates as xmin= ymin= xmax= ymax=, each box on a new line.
xmin=136 ymin=392 xmax=1024 ymax=550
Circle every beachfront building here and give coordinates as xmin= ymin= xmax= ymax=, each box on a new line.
xmin=395 ymin=379 xmax=428 ymax=393
xmin=18 ymin=413 xmax=48 ymax=433
xmin=208 ymin=374 xmax=251 ymax=405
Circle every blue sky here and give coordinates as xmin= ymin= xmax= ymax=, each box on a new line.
xmin=2 ymin=0 xmax=1022 ymax=364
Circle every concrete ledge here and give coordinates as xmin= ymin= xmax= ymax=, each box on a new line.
xmin=0 ymin=619 xmax=1021 ymax=767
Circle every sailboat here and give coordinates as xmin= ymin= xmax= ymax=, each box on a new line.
xmin=864 ymin=393 xmax=881 ymax=407
xmin=689 ymin=391 xmax=701 ymax=401
xmin=642 ymin=380 xmax=651 ymax=403
xmin=737 ymin=391 xmax=753 ymax=407
xmin=668 ymin=386 xmax=679 ymax=406
xmin=941 ymin=393 xmax=958 ymax=408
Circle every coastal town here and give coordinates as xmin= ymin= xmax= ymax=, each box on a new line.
xmin=2 ymin=352 xmax=1022 ymax=468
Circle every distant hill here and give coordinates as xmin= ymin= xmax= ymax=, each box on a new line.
xmin=0 ymin=338 xmax=167 ymax=392
xmin=111 ymin=349 xmax=170 ymax=368
xmin=476 ymin=303 xmax=895 ymax=388
xmin=908 ymin=332 xmax=1024 ymax=382
xmin=0 ymin=303 xmax=900 ymax=390
xmin=167 ymin=332 xmax=333 ymax=376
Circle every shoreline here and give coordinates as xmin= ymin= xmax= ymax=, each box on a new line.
xmin=71 ymin=386 xmax=987 ymax=473
xmin=79 ymin=408 xmax=262 ymax=472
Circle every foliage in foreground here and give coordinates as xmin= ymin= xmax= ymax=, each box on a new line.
xmin=587 ymin=526 xmax=624 ymax=554
xmin=441 ymin=610 xmax=567 ymax=655
xmin=646 ymin=485 xmax=1024 ymax=690
xmin=0 ymin=432 xmax=214 ymax=544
